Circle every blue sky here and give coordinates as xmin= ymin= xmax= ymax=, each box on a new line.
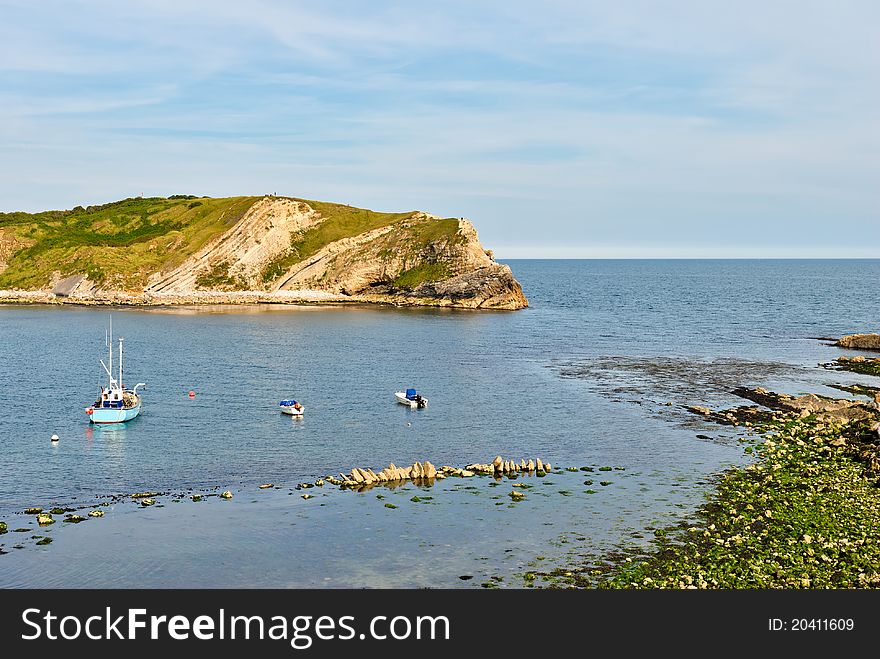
xmin=1 ymin=1 xmax=878 ymax=257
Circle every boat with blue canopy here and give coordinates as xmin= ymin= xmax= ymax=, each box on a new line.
xmin=395 ymin=388 xmax=427 ymax=408
xmin=280 ymin=399 xmax=304 ymax=416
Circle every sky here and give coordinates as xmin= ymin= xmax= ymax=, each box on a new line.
xmin=1 ymin=0 xmax=878 ymax=257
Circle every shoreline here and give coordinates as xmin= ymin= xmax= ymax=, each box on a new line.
xmin=0 ymin=290 xmax=526 ymax=311
xmin=543 ymin=381 xmax=880 ymax=588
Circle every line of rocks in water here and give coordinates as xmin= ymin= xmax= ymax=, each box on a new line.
xmin=2 ymin=456 xmax=555 ymax=542
xmin=327 ymin=456 xmax=552 ymax=490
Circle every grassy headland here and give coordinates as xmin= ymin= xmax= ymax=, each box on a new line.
xmin=0 ymin=196 xmax=260 ymax=290
xmin=0 ymin=196 xmax=464 ymax=292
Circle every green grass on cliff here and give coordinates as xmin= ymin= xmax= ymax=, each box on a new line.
xmin=0 ymin=196 xmax=259 ymax=289
xmin=393 ymin=262 xmax=451 ymax=289
xmin=260 ymin=200 xmax=415 ymax=283
xmin=260 ymin=201 xmax=462 ymax=284
xmin=0 ymin=195 xmax=465 ymax=291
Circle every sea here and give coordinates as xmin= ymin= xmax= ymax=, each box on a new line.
xmin=1 ymin=259 xmax=878 ymax=587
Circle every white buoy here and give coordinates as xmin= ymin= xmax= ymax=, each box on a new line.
xmin=51 ymin=434 xmax=59 ymax=442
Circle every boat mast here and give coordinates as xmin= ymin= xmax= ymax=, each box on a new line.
xmin=119 ymin=337 xmax=124 ymax=389
xmin=107 ymin=315 xmax=113 ymax=386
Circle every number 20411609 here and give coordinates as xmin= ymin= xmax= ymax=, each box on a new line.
xmin=769 ymin=618 xmax=854 ymax=631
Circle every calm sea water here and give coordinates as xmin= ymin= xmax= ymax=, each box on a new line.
xmin=1 ymin=260 xmax=878 ymax=587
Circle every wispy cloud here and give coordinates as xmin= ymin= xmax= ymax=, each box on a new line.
xmin=0 ymin=1 xmax=877 ymax=256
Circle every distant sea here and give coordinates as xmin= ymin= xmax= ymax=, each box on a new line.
xmin=1 ymin=260 xmax=878 ymax=587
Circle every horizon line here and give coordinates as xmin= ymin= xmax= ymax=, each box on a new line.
xmin=495 ymin=255 xmax=880 ymax=260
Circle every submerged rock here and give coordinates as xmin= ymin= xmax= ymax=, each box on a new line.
xmin=24 ymin=507 xmax=42 ymax=515
xmin=258 ymin=483 xmax=274 ymax=489
xmin=220 ymin=490 xmax=233 ymax=499
xmin=63 ymin=514 xmax=85 ymax=523
xmin=88 ymin=510 xmax=104 ymax=518
xmin=37 ymin=513 xmax=54 ymax=525
xmin=140 ymin=499 xmax=156 ymax=507
xmin=0 ymin=521 xmax=6 ymax=533
xmin=191 ymin=494 xmax=202 ymax=502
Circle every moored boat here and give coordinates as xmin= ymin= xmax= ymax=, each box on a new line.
xmin=85 ymin=317 xmax=145 ymax=424
xmin=280 ymin=399 xmax=304 ymax=416
xmin=395 ymin=388 xmax=427 ymax=408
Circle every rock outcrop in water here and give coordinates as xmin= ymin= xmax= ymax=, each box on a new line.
xmin=0 ymin=195 xmax=527 ymax=310
xmin=836 ymin=334 xmax=880 ymax=351
xmin=689 ymin=386 xmax=877 ymax=424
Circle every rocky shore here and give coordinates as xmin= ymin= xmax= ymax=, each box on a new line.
xmin=599 ymin=412 xmax=880 ymax=588
xmin=542 ymin=376 xmax=880 ymax=588
xmin=0 ymin=271 xmax=527 ymax=311
xmin=825 ymin=355 xmax=880 ymax=377
xmin=0 ymin=289 xmax=347 ymax=307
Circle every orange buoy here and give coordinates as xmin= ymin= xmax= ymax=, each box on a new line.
xmin=188 ymin=391 xmax=196 ymax=398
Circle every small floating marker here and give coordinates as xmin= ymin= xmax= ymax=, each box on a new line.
xmin=188 ymin=391 xmax=196 ymax=398
xmin=50 ymin=434 xmax=59 ymax=442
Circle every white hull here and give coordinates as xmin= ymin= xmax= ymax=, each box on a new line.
xmin=395 ymin=392 xmax=428 ymax=407
xmin=280 ymin=405 xmax=304 ymax=416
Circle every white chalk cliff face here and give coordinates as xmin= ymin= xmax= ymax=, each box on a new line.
xmin=145 ymin=198 xmax=322 ymax=294
xmin=14 ymin=196 xmax=527 ymax=310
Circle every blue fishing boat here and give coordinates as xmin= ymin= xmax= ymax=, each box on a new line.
xmin=85 ymin=317 xmax=145 ymax=424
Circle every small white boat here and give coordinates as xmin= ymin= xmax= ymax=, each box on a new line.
xmin=395 ymin=388 xmax=427 ymax=408
xmin=85 ymin=316 xmax=145 ymax=425
xmin=280 ymin=399 xmax=304 ymax=416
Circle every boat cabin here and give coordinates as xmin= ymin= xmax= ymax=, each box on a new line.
xmin=98 ymin=385 xmax=124 ymax=409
